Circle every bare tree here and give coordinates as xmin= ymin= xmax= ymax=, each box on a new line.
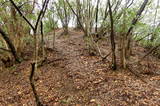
xmin=9 ymin=0 xmax=50 ymax=105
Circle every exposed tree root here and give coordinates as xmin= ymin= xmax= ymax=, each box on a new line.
xmin=127 ymin=65 xmax=147 ymax=83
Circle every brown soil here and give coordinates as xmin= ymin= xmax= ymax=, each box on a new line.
xmin=0 ymin=29 xmax=160 ymax=106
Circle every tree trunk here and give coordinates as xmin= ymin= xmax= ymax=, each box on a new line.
xmin=76 ymin=0 xmax=82 ymax=29
xmin=63 ymin=25 xmax=69 ymax=35
xmin=120 ymin=33 xmax=127 ymax=69
xmin=120 ymin=1 xmax=127 ymax=69
xmin=40 ymin=21 xmax=45 ymax=59
xmin=122 ymin=0 xmax=149 ymax=68
xmin=53 ymin=18 xmax=56 ymax=49
xmin=33 ymin=31 xmax=38 ymax=72
xmin=108 ymin=0 xmax=117 ymax=70
xmin=63 ymin=0 xmax=69 ymax=35
xmin=30 ymin=63 xmax=42 ymax=106
xmin=95 ymin=0 xmax=100 ymax=33
xmin=126 ymin=0 xmax=149 ymax=37
xmin=53 ymin=27 xmax=56 ymax=48
xmin=0 ymin=28 xmax=20 ymax=63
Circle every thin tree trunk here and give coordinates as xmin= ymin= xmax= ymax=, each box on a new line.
xmin=33 ymin=31 xmax=38 ymax=72
xmin=53 ymin=16 xmax=56 ymax=48
xmin=30 ymin=63 xmax=43 ymax=106
xmin=108 ymin=0 xmax=117 ymax=70
xmin=151 ymin=0 xmax=159 ymax=42
xmin=76 ymin=0 xmax=81 ymax=29
xmin=40 ymin=21 xmax=45 ymax=59
xmin=124 ymin=0 xmax=148 ymax=66
xmin=63 ymin=0 xmax=69 ymax=35
xmin=53 ymin=27 xmax=56 ymax=48
xmin=120 ymin=1 xmax=127 ymax=69
xmin=126 ymin=0 xmax=149 ymax=37
xmin=95 ymin=0 xmax=100 ymax=33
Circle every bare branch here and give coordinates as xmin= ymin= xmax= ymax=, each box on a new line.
xmin=0 ymin=47 xmax=11 ymax=52
xmin=35 ymin=0 xmax=50 ymax=31
xmin=126 ymin=0 xmax=149 ymax=37
xmin=127 ymin=0 xmax=134 ymax=8
xmin=9 ymin=0 xmax=35 ymax=30
xmin=66 ymin=0 xmax=85 ymax=33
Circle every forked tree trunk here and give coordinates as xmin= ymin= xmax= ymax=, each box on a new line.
xmin=123 ymin=0 xmax=149 ymax=67
xmin=126 ymin=0 xmax=149 ymax=37
xmin=9 ymin=0 xmax=50 ymax=105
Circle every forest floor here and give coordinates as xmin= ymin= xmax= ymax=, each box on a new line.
xmin=0 ymin=29 xmax=160 ymax=106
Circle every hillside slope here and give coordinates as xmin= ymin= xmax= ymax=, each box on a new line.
xmin=0 ymin=29 xmax=160 ymax=105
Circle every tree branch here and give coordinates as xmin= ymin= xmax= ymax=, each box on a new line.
xmin=35 ymin=0 xmax=50 ymax=31
xmin=0 ymin=47 xmax=11 ymax=53
xmin=126 ymin=0 xmax=149 ymax=37
xmin=9 ymin=0 xmax=35 ymax=30
xmin=66 ymin=0 xmax=85 ymax=33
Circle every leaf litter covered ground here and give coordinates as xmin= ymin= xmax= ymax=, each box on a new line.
xmin=0 ymin=29 xmax=160 ymax=106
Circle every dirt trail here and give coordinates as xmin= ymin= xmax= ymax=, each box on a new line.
xmin=0 ymin=29 xmax=160 ymax=105
xmin=43 ymin=30 xmax=160 ymax=105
